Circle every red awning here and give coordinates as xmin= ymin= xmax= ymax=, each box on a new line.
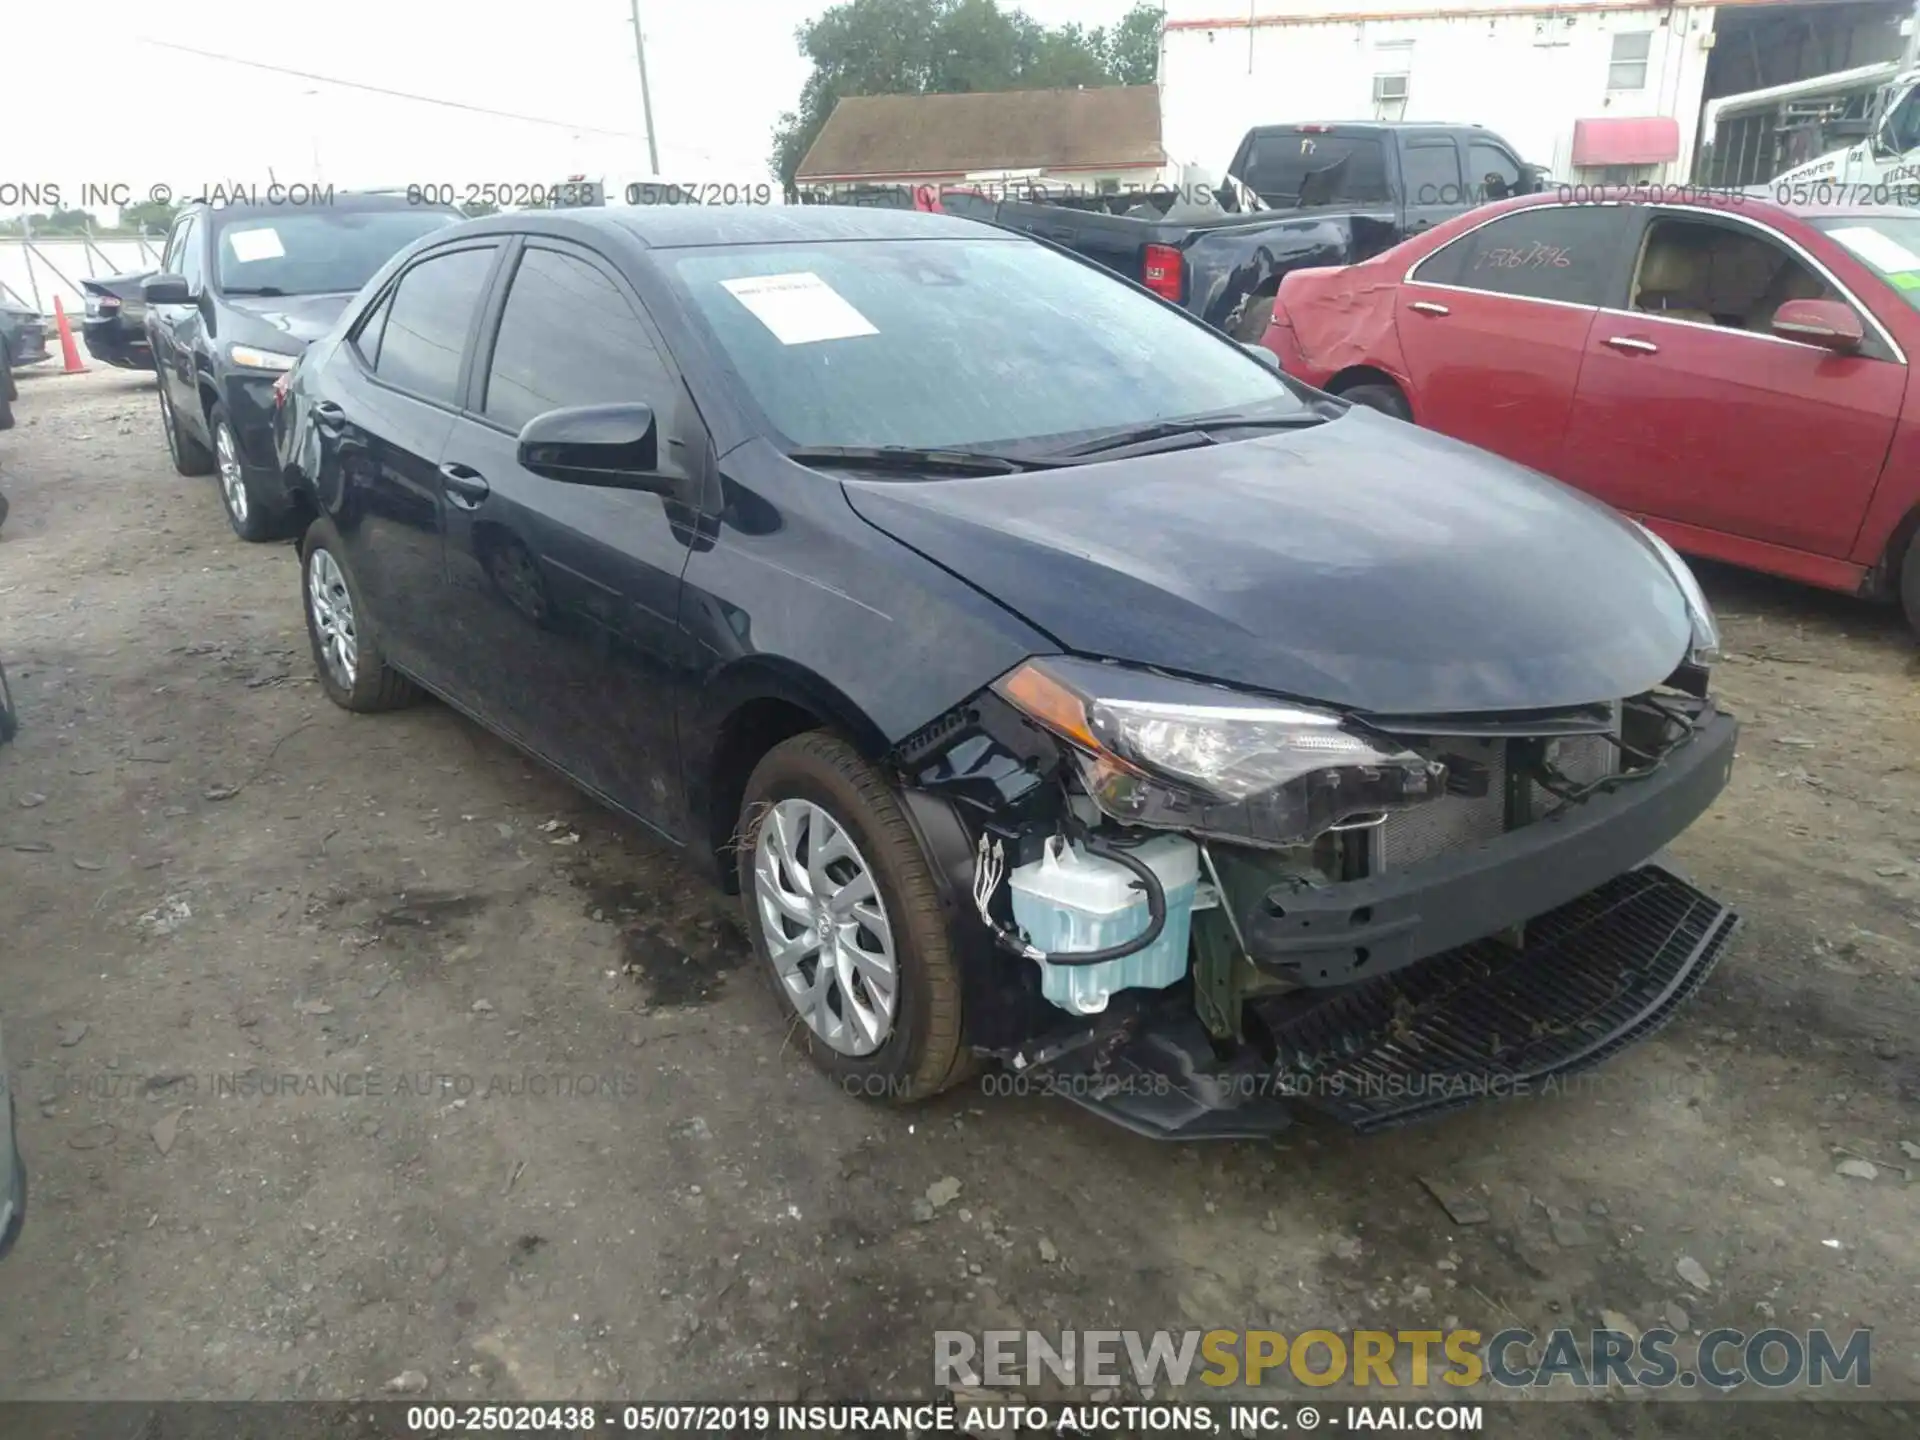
xmin=1572 ymin=116 xmax=1681 ymax=167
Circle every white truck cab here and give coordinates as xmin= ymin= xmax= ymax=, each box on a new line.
xmin=1775 ymin=69 xmax=1920 ymax=188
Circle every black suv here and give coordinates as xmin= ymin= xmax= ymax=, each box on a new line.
xmin=143 ymin=194 xmax=463 ymax=540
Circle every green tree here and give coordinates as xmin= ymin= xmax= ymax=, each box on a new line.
xmin=120 ymin=198 xmax=180 ymax=234
xmin=772 ymin=0 xmax=1161 ymax=192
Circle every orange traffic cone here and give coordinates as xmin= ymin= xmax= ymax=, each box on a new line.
xmin=52 ymin=296 xmax=86 ymax=374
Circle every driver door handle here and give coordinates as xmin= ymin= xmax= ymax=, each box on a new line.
xmin=1409 ymin=300 xmax=1450 ymax=316
xmin=1604 ymin=335 xmax=1660 ymax=355
xmin=439 ymin=462 xmax=491 ymax=508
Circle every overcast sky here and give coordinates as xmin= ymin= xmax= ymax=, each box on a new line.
xmin=6 ymin=0 xmax=1133 ymax=217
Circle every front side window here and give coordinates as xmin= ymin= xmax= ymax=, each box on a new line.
xmin=1468 ymin=142 xmax=1523 ymax=202
xmin=212 ymin=209 xmax=462 ymax=297
xmin=483 ymin=248 xmax=672 ymax=433
xmin=1609 ymin=31 xmax=1651 ymax=91
xmin=1632 ymin=216 xmax=1839 ymax=331
xmin=1413 ymin=207 xmax=1625 ymax=305
xmin=162 ymin=216 xmax=193 ymax=274
xmin=177 ymin=218 xmax=206 ymax=292
xmin=663 ymin=237 xmax=1307 ymax=452
xmin=372 ymin=246 xmax=497 ymax=405
xmin=1878 ymin=85 xmax=1920 ymax=157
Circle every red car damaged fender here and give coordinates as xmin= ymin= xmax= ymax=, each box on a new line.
xmin=1258 ymin=190 xmax=1920 ymax=633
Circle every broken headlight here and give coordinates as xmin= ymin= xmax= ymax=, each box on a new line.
xmin=993 ymin=657 xmax=1447 ymax=848
xmin=1634 ymin=523 xmax=1720 ymax=668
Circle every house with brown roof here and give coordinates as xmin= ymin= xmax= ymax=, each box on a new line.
xmin=794 ymin=85 xmax=1168 ymax=198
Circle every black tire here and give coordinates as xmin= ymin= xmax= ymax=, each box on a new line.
xmin=0 ymin=660 xmax=16 ymax=745
xmin=0 ymin=395 xmax=13 ymax=432
xmin=736 ymin=732 xmax=969 ymax=1102
xmin=210 ymin=402 xmax=296 ymax=542
xmin=0 ymin=1108 xmax=24 ymax=1261
xmin=1337 ymin=381 xmax=1413 ymax=422
xmin=1232 ymin=294 xmax=1277 ymax=343
xmin=299 ymin=518 xmax=419 ymax=712
xmin=159 ymin=383 xmax=214 ymax=476
xmin=1902 ymin=533 xmax=1920 ymax=641
xmin=0 ymin=489 xmax=8 ymax=531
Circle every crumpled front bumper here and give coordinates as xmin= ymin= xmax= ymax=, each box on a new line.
xmin=1238 ymin=708 xmax=1740 ymax=986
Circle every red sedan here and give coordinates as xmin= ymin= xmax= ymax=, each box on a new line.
xmin=1260 ymin=191 xmax=1920 ymax=634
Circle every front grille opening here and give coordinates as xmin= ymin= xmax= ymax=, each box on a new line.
xmin=1371 ymin=709 xmax=1622 ymax=873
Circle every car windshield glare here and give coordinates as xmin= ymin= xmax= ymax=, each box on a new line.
xmin=214 ymin=210 xmax=462 ymax=297
xmin=664 ymin=237 xmax=1308 ymax=453
xmin=1813 ymin=216 xmax=1920 ymax=312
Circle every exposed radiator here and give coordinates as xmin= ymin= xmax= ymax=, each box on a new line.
xmin=1374 ymin=729 xmax=1618 ymax=872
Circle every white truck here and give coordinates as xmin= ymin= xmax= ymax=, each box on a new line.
xmin=1759 ymin=64 xmax=1920 ymax=191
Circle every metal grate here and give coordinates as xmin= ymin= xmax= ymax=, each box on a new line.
xmin=1255 ymin=866 xmax=1738 ymax=1131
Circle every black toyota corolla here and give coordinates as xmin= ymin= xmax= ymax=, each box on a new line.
xmin=274 ymin=206 xmax=1739 ymax=1138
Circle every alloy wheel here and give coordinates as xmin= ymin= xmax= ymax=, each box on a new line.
xmin=215 ymin=423 xmax=248 ymax=524
xmin=752 ymin=798 xmax=898 ymax=1056
xmin=306 ymin=548 xmax=359 ymax=690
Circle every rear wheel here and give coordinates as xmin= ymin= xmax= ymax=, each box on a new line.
xmin=1337 ymin=381 xmax=1413 ymax=422
xmin=0 ymin=659 xmax=17 ymax=744
xmin=300 ymin=518 xmax=419 ymax=712
xmin=158 ymin=384 xmax=214 ymax=476
xmin=737 ymin=732 xmax=969 ymax=1102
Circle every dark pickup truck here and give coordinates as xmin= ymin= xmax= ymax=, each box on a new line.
xmin=943 ymin=121 xmax=1545 ymax=339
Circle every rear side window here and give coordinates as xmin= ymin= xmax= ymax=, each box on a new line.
xmin=482 ymin=247 xmax=672 ymax=433
xmin=1413 ymin=207 xmax=1624 ymax=306
xmin=1402 ymin=141 xmax=1464 ymax=205
xmin=1243 ymin=132 xmax=1390 ymax=206
xmin=373 ymin=246 xmax=497 ymax=404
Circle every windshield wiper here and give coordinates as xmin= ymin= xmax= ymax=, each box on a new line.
xmin=1048 ymin=411 xmax=1326 ymax=459
xmin=785 ymin=445 xmax=1064 ymax=476
xmin=221 ymin=285 xmax=288 ymax=297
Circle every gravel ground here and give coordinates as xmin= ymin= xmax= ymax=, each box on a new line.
xmin=0 ymin=365 xmax=1916 ymax=1432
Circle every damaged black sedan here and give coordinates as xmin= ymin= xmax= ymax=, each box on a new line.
xmin=275 ymin=205 xmax=1738 ymax=1138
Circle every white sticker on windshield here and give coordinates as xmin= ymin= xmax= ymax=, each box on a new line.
xmin=226 ymin=227 xmax=286 ymax=262
xmin=1827 ymin=225 xmax=1920 ymax=274
xmin=721 ymin=272 xmax=877 ymax=345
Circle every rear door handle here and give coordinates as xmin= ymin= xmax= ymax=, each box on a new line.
xmin=439 ymin=462 xmax=491 ymax=508
xmin=1409 ymin=300 xmax=1449 ymax=316
xmin=1604 ymin=335 xmax=1660 ymax=355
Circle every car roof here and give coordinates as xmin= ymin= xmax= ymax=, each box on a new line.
xmin=185 ymin=191 xmax=462 ymax=220
xmin=523 ymin=204 xmax=1015 ymax=249
xmin=1485 ymin=187 xmax=1906 ymax=229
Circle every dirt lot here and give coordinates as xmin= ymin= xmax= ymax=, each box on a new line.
xmin=1 ymin=365 xmax=1917 ymax=1428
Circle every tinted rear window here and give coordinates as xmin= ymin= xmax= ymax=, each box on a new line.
xmin=1241 ymin=132 xmax=1390 ymax=206
xmin=1414 ymin=207 xmax=1626 ymax=306
xmin=213 ymin=209 xmax=463 ymax=297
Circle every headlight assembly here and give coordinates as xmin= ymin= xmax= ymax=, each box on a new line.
xmin=993 ymin=656 xmax=1447 ymax=848
xmin=229 ymin=343 xmax=299 ymax=373
xmin=1634 ymin=523 xmax=1720 ymax=668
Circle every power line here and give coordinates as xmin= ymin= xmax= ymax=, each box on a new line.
xmin=136 ymin=38 xmax=639 ymax=137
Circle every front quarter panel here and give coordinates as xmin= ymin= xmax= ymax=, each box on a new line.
xmin=677 ymin=441 xmax=1050 ymax=812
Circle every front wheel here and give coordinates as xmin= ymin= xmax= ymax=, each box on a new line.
xmin=158 ymin=384 xmax=214 ymax=476
xmin=212 ymin=403 xmax=295 ymax=542
xmin=300 ymin=519 xmax=419 ymax=712
xmin=1901 ymin=533 xmax=1920 ymax=641
xmin=0 ymin=659 xmax=17 ymax=745
xmin=1337 ymin=381 xmax=1413 ymax=422
xmin=737 ymin=732 xmax=969 ymax=1101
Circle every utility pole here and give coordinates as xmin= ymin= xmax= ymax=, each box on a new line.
xmin=629 ymin=0 xmax=660 ymax=174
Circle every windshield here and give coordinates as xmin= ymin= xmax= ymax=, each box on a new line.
xmin=213 ymin=209 xmax=462 ymax=296
xmin=1814 ymin=216 xmax=1920 ymax=311
xmin=664 ymin=237 xmax=1307 ymax=452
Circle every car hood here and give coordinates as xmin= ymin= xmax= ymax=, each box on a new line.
xmin=841 ymin=409 xmax=1694 ymax=716
xmin=222 ymin=292 xmax=356 ymax=349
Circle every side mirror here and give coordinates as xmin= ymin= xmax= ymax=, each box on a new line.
xmin=1241 ymin=341 xmax=1283 ymax=371
xmin=517 ymin=403 xmax=665 ymax=491
xmin=1771 ymin=298 xmax=1864 ymax=354
xmin=142 ymin=274 xmax=193 ymax=305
